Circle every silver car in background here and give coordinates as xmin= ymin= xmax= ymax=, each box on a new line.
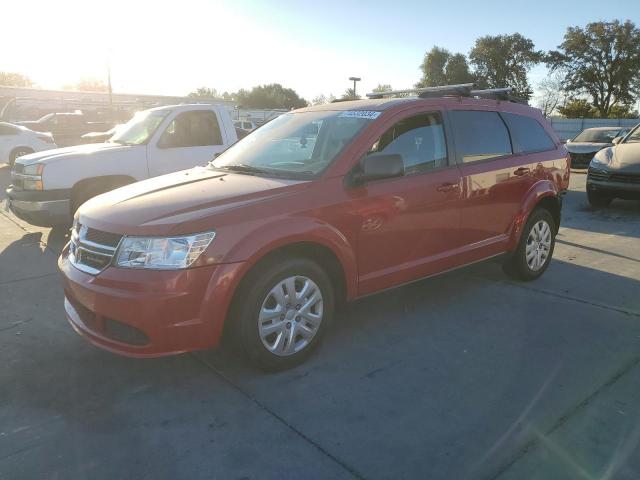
xmin=566 ymin=126 xmax=631 ymax=168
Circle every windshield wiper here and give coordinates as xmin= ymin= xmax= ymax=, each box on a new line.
xmin=217 ymin=164 xmax=267 ymax=175
xmin=110 ymin=139 xmax=135 ymax=146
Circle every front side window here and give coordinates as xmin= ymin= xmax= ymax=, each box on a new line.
xmin=449 ymin=110 xmax=512 ymax=163
xmin=366 ymin=112 xmax=447 ymax=174
xmin=110 ymin=109 xmax=170 ymax=146
xmin=159 ymin=110 xmax=223 ymax=148
xmin=622 ymin=125 xmax=640 ymax=144
xmin=211 ymin=110 xmax=375 ymax=179
xmin=501 ymin=113 xmax=555 ymax=153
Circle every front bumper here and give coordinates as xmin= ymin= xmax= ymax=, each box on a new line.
xmin=587 ymin=168 xmax=640 ymax=199
xmin=58 ymin=245 xmax=246 ymax=357
xmin=5 ymin=186 xmax=72 ymax=226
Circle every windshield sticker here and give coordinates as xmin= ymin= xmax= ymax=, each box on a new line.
xmin=338 ymin=111 xmax=381 ymax=120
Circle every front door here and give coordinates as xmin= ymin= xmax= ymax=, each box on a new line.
xmin=148 ymin=109 xmax=227 ymax=177
xmin=350 ymin=110 xmax=463 ymax=296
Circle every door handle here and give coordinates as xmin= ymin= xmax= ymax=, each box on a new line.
xmin=513 ymin=167 xmax=531 ymax=176
xmin=436 ymin=182 xmax=459 ymax=192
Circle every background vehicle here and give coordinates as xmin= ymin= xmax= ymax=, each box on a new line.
xmin=80 ymin=124 xmax=123 ymax=144
xmin=565 ymin=126 xmax=630 ymax=168
xmin=5 ymin=104 xmax=238 ymax=226
xmin=17 ymin=112 xmax=114 ymax=147
xmin=587 ymin=124 xmax=640 ymax=207
xmin=59 ymin=85 xmax=569 ymax=370
xmin=234 ymin=120 xmax=257 ymax=132
xmin=0 ymin=122 xmax=56 ymax=165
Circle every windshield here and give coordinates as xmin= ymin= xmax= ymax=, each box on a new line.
xmin=210 ymin=110 xmax=376 ymax=179
xmin=110 ymin=109 xmax=170 ymax=145
xmin=572 ymin=128 xmax=621 ymax=143
xmin=622 ymin=125 xmax=640 ymax=144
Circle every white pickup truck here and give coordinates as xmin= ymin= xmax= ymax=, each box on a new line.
xmin=5 ymin=104 xmax=238 ymax=227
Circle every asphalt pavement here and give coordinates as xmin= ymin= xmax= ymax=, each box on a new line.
xmin=1 ymin=164 xmax=640 ymax=480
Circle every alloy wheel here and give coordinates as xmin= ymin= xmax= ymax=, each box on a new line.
xmin=525 ymin=220 xmax=552 ymax=271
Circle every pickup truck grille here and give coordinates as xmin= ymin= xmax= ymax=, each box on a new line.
xmin=69 ymin=223 xmax=122 ymax=275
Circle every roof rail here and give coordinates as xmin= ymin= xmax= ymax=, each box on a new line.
xmin=366 ymin=83 xmax=527 ymax=104
xmin=366 ymin=83 xmax=474 ymax=99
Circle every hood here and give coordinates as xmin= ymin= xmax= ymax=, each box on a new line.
xmin=79 ymin=166 xmax=308 ymax=235
xmin=565 ymin=142 xmax=611 ymax=154
xmin=14 ymin=142 xmax=138 ymax=166
xmin=606 ymin=143 xmax=640 ymax=171
xmin=17 ymin=121 xmax=47 ymax=132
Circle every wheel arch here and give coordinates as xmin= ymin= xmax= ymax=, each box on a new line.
xmin=9 ymin=146 xmax=35 ymax=163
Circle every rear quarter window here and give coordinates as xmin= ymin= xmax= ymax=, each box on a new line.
xmin=501 ymin=113 xmax=555 ymax=153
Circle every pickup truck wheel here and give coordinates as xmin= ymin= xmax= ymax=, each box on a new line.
xmin=9 ymin=147 xmax=34 ymax=166
xmin=235 ymin=257 xmax=334 ymax=371
xmin=503 ymin=208 xmax=556 ymax=281
xmin=587 ymin=189 xmax=613 ymax=208
xmin=71 ymin=179 xmax=129 ymax=215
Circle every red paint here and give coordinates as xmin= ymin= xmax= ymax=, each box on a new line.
xmin=59 ymin=97 xmax=569 ymax=357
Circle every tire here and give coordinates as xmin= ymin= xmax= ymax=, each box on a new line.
xmin=503 ymin=208 xmax=556 ymax=281
xmin=9 ymin=147 xmax=34 ymax=166
xmin=71 ymin=179 xmax=129 ymax=215
xmin=587 ymin=189 xmax=613 ymax=208
xmin=233 ymin=256 xmax=335 ymax=371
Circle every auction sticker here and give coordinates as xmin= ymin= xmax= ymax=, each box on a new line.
xmin=338 ymin=111 xmax=381 ymax=119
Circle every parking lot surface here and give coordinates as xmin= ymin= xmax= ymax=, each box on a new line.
xmin=1 ymin=164 xmax=640 ymax=480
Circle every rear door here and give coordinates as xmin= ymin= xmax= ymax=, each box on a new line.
xmin=147 ymin=109 xmax=226 ymax=176
xmin=352 ymin=109 xmax=463 ymax=295
xmin=448 ymin=109 xmax=554 ymax=255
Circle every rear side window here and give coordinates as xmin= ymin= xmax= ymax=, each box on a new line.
xmin=367 ymin=112 xmax=447 ymax=174
xmin=449 ymin=111 xmax=512 ymax=163
xmin=501 ymin=113 xmax=555 ymax=153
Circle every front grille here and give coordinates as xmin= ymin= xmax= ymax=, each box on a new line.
xmin=12 ymin=164 xmax=24 ymax=174
xmin=70 ymin=223 xmax=122 ymax=274
xmin=570 ymin=152 xmax=596 ymax=165
xmin=588 ymin=169 xmax=608 ymax=181
xmin=588 ymin=169 xmax=640 ymax=184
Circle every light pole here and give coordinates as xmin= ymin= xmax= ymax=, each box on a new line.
xmin=349 ymin=76 xmax=361 ymax=99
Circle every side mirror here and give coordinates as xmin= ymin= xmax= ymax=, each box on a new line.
xmin=612 ymin=136 xmax=622 ymax=145
xmin=350 ymin=153 xmax=404 ymax=186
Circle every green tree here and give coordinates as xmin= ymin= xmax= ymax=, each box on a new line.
xmin=188 ymin=87 xmax=223 ymax=99
xmin=236 ymin=84 xmax=307 ymax=109
xmin=469 ymin=33 xmax=543 ymax=100
xmin=557 ymin=99 xmax=598 ymax=118
xmin=341 ymin=88 xmax=361 ymax=100
xmin=608 ymin=104 xmax=639 ymax=119
xmin=312 ymin=94 xmax=327 ymax=105
xmin=372 ymin=84 xmax=393 ymax=93
xmin=417 ymin=47 xmax=473 ymax=87
xmin=0 ymin=71 xmax=33 ymax=87
xmin=546 ymin=20 xmax=640 ymax=118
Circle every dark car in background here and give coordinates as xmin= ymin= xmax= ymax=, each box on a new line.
xmin=566 ymin=126 xmax=630 ymax=168
xmin=18 ymin=112 xmax=114 ymax=147
xmin=587 ymin=124 xmax=640 ymax=207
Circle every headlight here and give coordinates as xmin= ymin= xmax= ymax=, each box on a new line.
xmin=591 ymin=148 xmax=613 ymax=166
xmin=115 ymin=231 xmax=215 ymax=269
xmin=22 ymin=164 xmax=44 ymax=175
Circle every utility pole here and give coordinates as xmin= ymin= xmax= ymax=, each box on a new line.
xmin=349 ymin=76 xmax=361 ymax=99
xmin=107 ymin=56 xmax=113 ymax=121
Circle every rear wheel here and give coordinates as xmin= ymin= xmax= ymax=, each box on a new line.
xmin=587 ymin=189 xmax=613 ymax=208
xmin=503 ymin=208 xmax=556 ymax=281
xmin=9 ymin=147 xmax=34 ymax=166
xmin=233 ymin=256 xmax=334 ymax=371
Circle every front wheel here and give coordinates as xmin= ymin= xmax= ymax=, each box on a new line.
xmin=503 ymin=208 xmax=556 ymax=281
xmin=9 ymin=147 xmax=34 ymax=166
xmin=587 ymin=189 xmax=613 ymax=208
xmin=234 ymin=256 xmax=334 ymax=371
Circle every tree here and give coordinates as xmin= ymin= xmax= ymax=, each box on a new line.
xmin=341 ymin=88 xmax=361 ymax=100
xmin=236 ymin=84 xmax=307 ymax=109
xmin=312 ymin=94 xmax=328 ymax=105
xmin=417 ymin=47 xmax=474 ymax=87
xmin=188 ymin=87 xmax=223 ymax=99
xmin=557 ymin=99 xmax=597 ymax=118
xmin=0 ymin=71 xmax=33 ymax=87
xmin=469 ymin=33 xmax=543 ymax=100
xmin=372 ymin=84 xmax=393 ymax=93
xmin=535 ymin=73 xmax=564 ymax=117
xmin=64 ymin=78 xmax=109 ymax=92
xmin=608 ymin=104 xmax=639 ymax=119
xmin=546 ymin=20 xmax=640 ymax=118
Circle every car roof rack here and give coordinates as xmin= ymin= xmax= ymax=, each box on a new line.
xmin=366 ymin=83 xmax=473 ymax=99
xmin=366 ymin=83 xmax=528 ymax=104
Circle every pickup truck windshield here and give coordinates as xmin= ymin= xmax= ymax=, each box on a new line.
xmin=110 ymin=109 xmax=170 ymax=145
xmin=211 ymin=110 xmax=376 ymax=178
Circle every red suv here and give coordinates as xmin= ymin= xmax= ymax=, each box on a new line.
xmin=59 ymin=85 xmax=570 ymax=370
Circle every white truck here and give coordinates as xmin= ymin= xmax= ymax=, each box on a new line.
xmin=6 ymin=104 xmax=238 ymax=227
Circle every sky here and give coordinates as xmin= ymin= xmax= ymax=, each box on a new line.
xmin=3 ymin=0 xmax=639 ymax=102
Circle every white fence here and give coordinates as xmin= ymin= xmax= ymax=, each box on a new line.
xmin=549 ymin=117 xmax=639 ymax=141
